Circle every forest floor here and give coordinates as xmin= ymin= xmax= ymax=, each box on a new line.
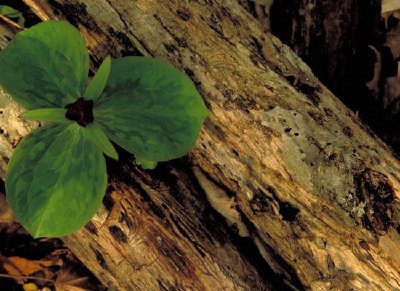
xmin=0 ymin=194 xmax=106 ymax=290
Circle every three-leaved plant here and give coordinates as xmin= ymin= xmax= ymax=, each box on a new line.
xmin=0 ymin=21 xmax=208 ymax=238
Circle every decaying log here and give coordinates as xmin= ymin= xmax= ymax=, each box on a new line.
xmin=2 ymin=0 xmax=400 ymax=290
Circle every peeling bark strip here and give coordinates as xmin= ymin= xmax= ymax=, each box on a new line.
xmin=0 ymin=0 xmax=400 ymax=289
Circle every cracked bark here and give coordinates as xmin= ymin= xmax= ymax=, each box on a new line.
xmin=1 ymin=0 xmax=400 ymax=290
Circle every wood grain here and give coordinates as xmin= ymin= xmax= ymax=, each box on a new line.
xmin=0 ymin=0 xmax=400 ymax=289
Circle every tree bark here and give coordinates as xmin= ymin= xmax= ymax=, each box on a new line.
xmin=2 ymin=0 xmax=400 ymax=290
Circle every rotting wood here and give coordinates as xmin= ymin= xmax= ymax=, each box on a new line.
xmin=1 ymin=0 xmax=400 ymax=290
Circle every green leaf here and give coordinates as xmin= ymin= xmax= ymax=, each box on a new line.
xmin=83 ymin=56 xmax=111 ymax=103
xmin=94 ymin=57 xmax=209 ymax=166
xmin=0 ymin=5 xmax=25 ymax=27
xmin=6 ymin=124 xmax=107 ymax=238
xmin=20 ymin=108 xmax=72 ymax=124
xmin=0 ymin=20 xmax=89 ymax=109
xmin=135 ymin=158 xmax=157 ymax=170
xmin=83 ymin=122 xmax=118 ymax=160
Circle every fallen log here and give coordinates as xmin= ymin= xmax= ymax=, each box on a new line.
xmin=1 ymin=0 xmax=400 ymax=289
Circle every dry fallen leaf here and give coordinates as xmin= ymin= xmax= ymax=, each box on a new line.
xmin=381 ymin=0 xmax=400 ymax=28
xmin=382 ymin=0 xmax=400 ymax=14
xmin=55 ymin=266 xmax=90 ymax=291
xmin=0 ymin=254 xmax=57 ymax=284
xmin=0 ymin=254 xmax=59 ymax=289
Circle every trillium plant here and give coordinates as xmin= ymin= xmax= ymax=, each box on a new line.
xmin=0 ymin=21 xmax=208 ymax=238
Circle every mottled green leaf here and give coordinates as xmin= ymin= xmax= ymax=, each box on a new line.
xmin=0 ymin=5 xmax=25 ymax=27
xmin=94 ymin=57 xmax=209 ymax=166
xmin=6 ymin=123 xmax=107 ymax=238
xmin=84 ymin=122 xmax=118 ymax=160
xmin=0 ymin=20 xmax=89 ymax=109
xmin=83 ymin=56 xmax=111 ymax=103
xmin=20 ymin=108 xmax=72 ymax=124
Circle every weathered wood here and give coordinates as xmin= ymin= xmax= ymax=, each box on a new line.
xmin=1 ymin=0 xmax=400 ymax=289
